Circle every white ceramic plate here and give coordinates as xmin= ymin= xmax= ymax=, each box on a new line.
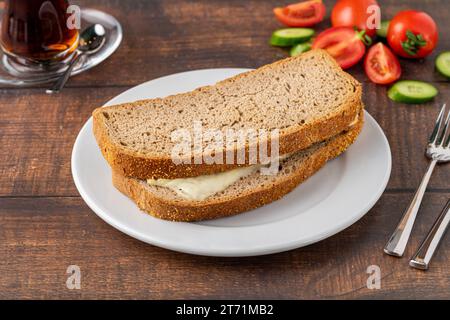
xmin=72 ymin=68 xmax=391 ymax=257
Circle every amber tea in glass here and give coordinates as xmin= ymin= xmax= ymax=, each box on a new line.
xmin=0 ymin=0 xmax=79 ymax=65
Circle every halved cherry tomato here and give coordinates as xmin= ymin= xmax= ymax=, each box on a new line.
xmin=274 ymin=1 xmax=326 ymax=27
xmin=387 ymin=10 xmax=438 ymax=59
xmin=331 ymin=0 xmax=380 ymax=37
xmin=312 ymin=27 xmax=366 ymax=69
xmin=364 ymin=43 xmax=401 ymax=84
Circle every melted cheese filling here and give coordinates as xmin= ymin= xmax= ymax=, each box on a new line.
xmin=147 ymin=114 xmax=360 ymax=201
xmin=147 ymin=165 xmax=258 ymax=201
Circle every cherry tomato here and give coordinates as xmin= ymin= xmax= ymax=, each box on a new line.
xmin=387 ymin=10 xmax=438 ymax=58
xmin=364 ymin=43 xmax=401 ymax=84
xmin=274 ymin=0 xmax=326 ymax=27
xmin=331 ymin=0 xmax=380 ymax=37
xmin=312 ymin=27 xmax=366 ymax=69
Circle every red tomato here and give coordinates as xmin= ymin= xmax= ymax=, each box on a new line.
xmin=312 ymin=27 xmax=366 ymax=69
xmin=364 ymin=43 xmax=401 ymax=84
xmin=387 ymin=10 xmax=438 ymax=58
xmin=331 ymin=0 xmax=380 ymax=37
xmin=274 ymin=0 xmax=326 ymax=27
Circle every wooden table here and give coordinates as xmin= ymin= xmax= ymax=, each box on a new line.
xmin=1 ymin=0 xmax=449 ymax=299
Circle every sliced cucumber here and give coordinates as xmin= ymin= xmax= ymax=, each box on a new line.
xmin=290 ymin=42 xmax=312 ymax=57
xmin=376 ymin=20 xmax=390 ymax=38
xmin=436 ymin=51 xmax=450 ymax=78
xmin=388 ymin=80 xmax=438 ymax=104
xmin=270 ymin=28 xmax=315 ymax=47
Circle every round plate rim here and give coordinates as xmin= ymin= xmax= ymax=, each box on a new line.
xmin=71 ymin=68 xmax=392 ymax=257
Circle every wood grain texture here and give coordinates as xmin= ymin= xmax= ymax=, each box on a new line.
xmin=0 ymin=87 xmax=124 ymax=196
xmin=0 ymin=0 xmax=449 ymax=299
xmin=0 ymin=0 xmax=447 ymax=89
xmin=0 ymin=193 xmax=448 ymax=299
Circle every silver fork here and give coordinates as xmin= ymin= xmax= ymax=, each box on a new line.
xmin=384 ymin=104 xmax=450 ymax=257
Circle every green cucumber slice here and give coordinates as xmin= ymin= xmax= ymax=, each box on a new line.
xmin=270 ymin=28 xmax=315 ymax=47
xmin=388 ymin=80 xmax=438 ymax=104
xmin=436 ymin=51 xmax=450 ymax=78
xmin=290 ymin=42 xmax=312 ymax=57
xmin=376 ymin=20 xmax=390 ymax=38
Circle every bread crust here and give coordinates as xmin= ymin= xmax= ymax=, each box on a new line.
xmin=93 ymin=50 xmax=362 ymax=180
xmin=111 ymin=113 xmax=364 ymax=222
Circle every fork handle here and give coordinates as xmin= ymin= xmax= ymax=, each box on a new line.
xmin=384 ymin=159 xmax=438 ymax=257
xmin=409 ymin=200 xmax=450 ymax=270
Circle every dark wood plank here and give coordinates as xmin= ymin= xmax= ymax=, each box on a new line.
xmin=0 ymin=0 xmax=449 ymax=300
xmin=1 ymin=0 xmax=447 ymax=89
xmin=73 ymin=0 xmax=450 ymax=85
xmin=363 ymin=82 xmax=450 ymax=190
xmin=0 ymin=193 xmax=448 ymax=299
xmin=0 ymin=87 xmax=125 ymax=196
xmin=1 ymin=84 xmax=449 ymax=197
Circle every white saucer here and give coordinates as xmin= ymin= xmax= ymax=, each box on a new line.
xmin=72 ymin=68 xmax=392 ymax=257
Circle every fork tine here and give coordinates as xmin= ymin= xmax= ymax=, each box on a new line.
xmin=445 ymin=133 xmax=450 ymax=148
xmin=429 ymin=104 xmax=446 ymax=145
xmin=445 ymin=118 xmax=450 ymax=148
xmin=438 ymin=109 xmax=450 ymax=147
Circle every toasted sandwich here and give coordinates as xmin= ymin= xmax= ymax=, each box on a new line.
xmin=93 ymin=50 xmax=363 ymax=221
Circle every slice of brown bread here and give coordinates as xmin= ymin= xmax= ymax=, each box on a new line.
xmin=111 ymin=111 xmax=363 ymax=222
xmin=94 ymin=49 xmax=362 ymax=180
